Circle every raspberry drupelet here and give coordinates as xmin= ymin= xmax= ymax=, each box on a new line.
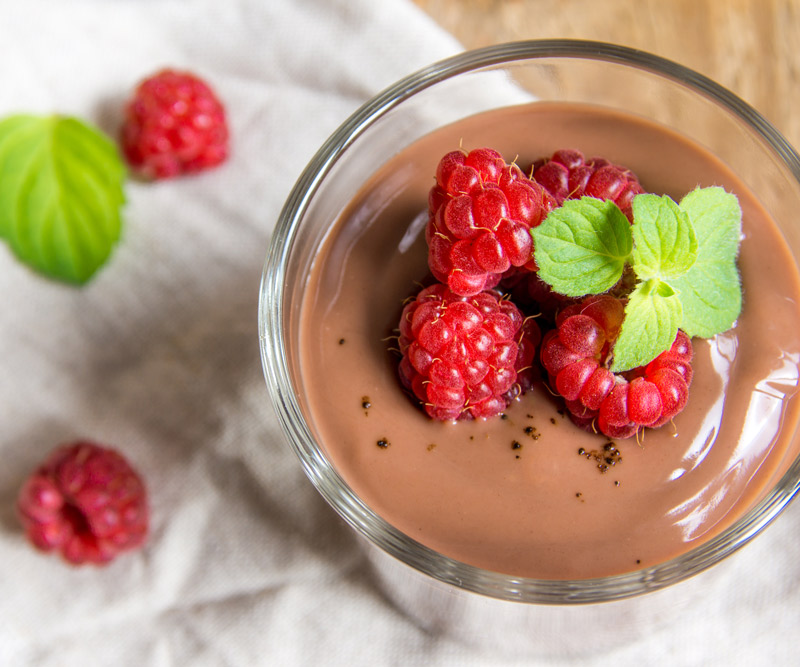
xmin=121 ymin=68 xmax=229 ymax=179
xmin=540 ymin=294 xmax=693 ymax=439
xmin=531 ymin=149 xmax=645 ymax=221
xmin=16 ymin=441 xmax=148 ymax=565
xmin=397 ymin=283 xmax=541 ymax=421
xmin=426 ymin=147 xmax=557 ymax=297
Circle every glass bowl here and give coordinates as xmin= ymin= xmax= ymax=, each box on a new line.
xmin=259 ymin=39 xmax=800 ymax=650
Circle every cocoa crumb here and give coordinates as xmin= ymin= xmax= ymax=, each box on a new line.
xmin=511 ymin=441 xmax=522 ymax=450
xmin=338 ymin=338 xmax=346 ymax=345
xmin=427 ymin=443 xmax=437 ymax=452
xmin=550 ymin=417 xmax=557 ymax=425
xmin=376 ymin=438 xmax=390 ymax=448
xmin=361 ymin=396 xmax=372 ymax=415
xmin=500 ymin=413 xmax=509 ymax=421
xmin=578 ymin=442 xmax=622 ymax=473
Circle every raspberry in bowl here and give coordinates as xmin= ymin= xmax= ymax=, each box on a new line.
xmin=259 ymin=41 xmax=800 ymax=655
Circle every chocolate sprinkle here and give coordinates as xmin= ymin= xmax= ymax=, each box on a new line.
xmin=578 ymin=442 xmax=623 ymax=474
xmin=523 ymin=425 xmax=541 ymax=441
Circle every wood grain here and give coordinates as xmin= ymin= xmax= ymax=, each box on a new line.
xmin=412 ymin=0 xmax=800 ymax=147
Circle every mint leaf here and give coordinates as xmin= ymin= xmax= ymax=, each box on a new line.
xmin=671 ymin=187 xmax=743 ymax=337
xmin=631 ymin=194 xmax=697 ymax=280
xmin=532 ymin=197 xmax=632 ymax=297
xmin=680 ymin=187 xmax=741 ymax=258
xmin=0 ymin=114 xmax=126 ymax=284
xmin=611 ymin=279 xmax=683 ymax=372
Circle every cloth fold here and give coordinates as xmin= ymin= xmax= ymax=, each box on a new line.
xmin=0 ymin=1 xmax=797 ymax=665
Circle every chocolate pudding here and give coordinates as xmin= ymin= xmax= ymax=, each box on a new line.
xmin=296 ymin=102 xmax=800 ymax=579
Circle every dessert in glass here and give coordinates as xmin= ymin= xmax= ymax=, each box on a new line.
xmin=259 ymin=41 xmax=800 ymax=655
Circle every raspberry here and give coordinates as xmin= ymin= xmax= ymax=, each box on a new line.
xmin=16 ymin=441 xmax=148 ymax=565
xmin=500 ymin=149 xmax=644 ymax=313
xmin=499 ymin=270 xmax=575 ymax=321
xmin=397 ymin=283 xmax=540 ymax=420
xmin=531 ymin=149 xmax=645 ymax=220
xmin=426 ymin=147 xmax=557 ymax=297
xmin=540 ymin=294 xmax=693 ymax=439
xmin=121 ymin=69 xmax=229 ymax=179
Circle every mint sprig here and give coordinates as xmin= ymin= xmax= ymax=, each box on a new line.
xmin=0 ymin=114 xmax=126 ymax=284
xmin=532 ymin=187 xmax=742 ymax=372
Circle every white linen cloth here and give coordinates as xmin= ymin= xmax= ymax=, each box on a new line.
xmin=0 ymin=0 xmax=797 ymax=664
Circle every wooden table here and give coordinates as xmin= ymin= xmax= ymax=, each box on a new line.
xmin=413 ymin=0 xmax=800 ymax=148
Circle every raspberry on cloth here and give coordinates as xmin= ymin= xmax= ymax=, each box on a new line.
xmin=121 ymin=69 xmax=229 ymax=180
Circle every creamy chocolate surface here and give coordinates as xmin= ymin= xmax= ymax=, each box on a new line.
xmin=296 ymin=103 xmax=800 ymax=579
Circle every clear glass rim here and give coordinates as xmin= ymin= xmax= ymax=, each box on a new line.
xmin=258 ymin=39 xmax=800 ymax=604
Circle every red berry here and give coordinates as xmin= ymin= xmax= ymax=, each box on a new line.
xmin=531 ymin=149 xmax=645 ymax=220
xmin=397 ymin=283 xmax=540 ymax=420
xmin=500 ymin=149 xmax=644 ymax=318
xmin=426 ymin=148 xmax=557 ymax=297
xmin=17 ymin=441 xmax=148 ymax=565
xmin=121 ymin=69 xmax=229 ymax=179
xmin=500 ymin=270 xmax=575 ymax=319
xmin=540 ymin=294 xmax=693 ymax=439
